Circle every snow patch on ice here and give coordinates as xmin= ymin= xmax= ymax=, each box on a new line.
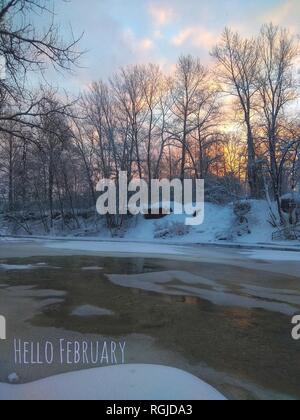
xmin=47 ymin=240 xmax=187 ymax=256
xmin=0 ymin=263 xmax=57 ymax=271
xmin=71 ymin=305 xmax=114 ymax=317
xmin=242 ymin=250 xmax=300 ymax=262
xmin=81 ymin=266 xmax=104 ymax=271
xmin=108 ymin=270 xmax=299 ymax=315
xmin=0 ymin=264 xmax=35 ymax=271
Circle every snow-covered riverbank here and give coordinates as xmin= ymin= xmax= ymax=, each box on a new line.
xmin=1 ymin=234 xmax=300 ymax=259
xmin=0 ymin=365 xmax=226 ymax=400
xmin=2 ymin=200 xmax=296 ymax=248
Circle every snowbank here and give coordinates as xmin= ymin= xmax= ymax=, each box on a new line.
xmin=1 ymin=200 xmax=298 ymax=247
xmin=242 ymin=250 xmax=300 ymax=262
xmin=125 ymin=202 xmax=234 ymax=243
xmin=0 ymin=365 xmax=226 ymax=401
xmin=47 ymin=240 xmax=188 ymax=256
xmin=125 ymin=200 xmax=277 ymax=245
xmin=281 ymin=193 xmax=300 ymax=204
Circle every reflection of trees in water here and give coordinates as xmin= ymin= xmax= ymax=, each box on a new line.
xmin=100 ymin=257 xmax=148 ymax=275
xmin=134 ymin=258 xmax=145 ymax=274
xmin=183 ymin=296 xmax=199 ymax=305
xmin=224 ymin=307 xmax=255 ymax=330
xmin=129 ymin=287 xmax=204 ymax=307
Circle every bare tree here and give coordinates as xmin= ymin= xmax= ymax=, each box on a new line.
xmin=212 ymin=29 xmax=261 ymax=197
xmin=191 ymin=74 xmax=221 ymax=178
xmin=141 ymin=64 xmax=164 ymax=182
xmin=35 ymin=92 xmax=73 ymax=228
xmin=258 ymin=23 xmax=299 ymax=220
xmin=0 ymin=0 xmax=82 ymax=136
xmin=171 ymin=55 xmax=208 ymax=180
xmin=111 ymin=66 xmax=148 ymax=179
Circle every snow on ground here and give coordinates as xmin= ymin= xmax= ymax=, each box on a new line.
xmin=1 ymin=200 xmax=299 ymax=248
xmin=112 ymin=200 xmax=280 ymax=245
xmin=233 ymin=200 xmax=275 ymax=244
xmin=125 ymin=202 xmax=235 ymax=243
xmin=0 ymin=364 xmax=226 ymax=401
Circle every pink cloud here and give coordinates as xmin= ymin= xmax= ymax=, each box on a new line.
xmin=139 ymin=38 xmax=154 ymax=51
xmin=171 ymin=27 xmax=217 ymax=49
xmin=148 ymin=3 xmax=175 ymax=26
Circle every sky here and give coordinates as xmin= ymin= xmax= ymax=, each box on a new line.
xmin=44 ymin=0 xmax=300 ymax=92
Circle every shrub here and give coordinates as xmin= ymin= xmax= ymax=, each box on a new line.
xmin=154 ymin=221 xmax=190 ymax=239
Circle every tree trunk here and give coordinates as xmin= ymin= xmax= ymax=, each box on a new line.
xmin=8 ymin=136 xmax=13 ymax=211
xmin=246 ymin=124 xmax=258 ymax=198
xmin=181 ymin=115 xmax=188 ymax=181
xmin=269 ymin=132 xmax=284 ymax=224
xmin=48 ymin=157 xmax=54 ymax=229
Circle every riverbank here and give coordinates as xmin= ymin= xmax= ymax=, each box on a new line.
xmin=2 ymin=200 xmax=297 ymax=247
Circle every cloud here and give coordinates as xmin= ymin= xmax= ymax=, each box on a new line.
xmin=46 ymin=0 xmax=300 ymax=92
xmin=148 ymin=3 xmax=175 ymax=26
xmin=262 ymin=0 xmax=300 ymax=34
xmin=123 ymin=28 xmax=154 ymax=53
xmin=139 ymin=38 xmax=155 ymax=51
xmin=153 ymin=29 xmax=163 ymax=40
xmin=265 ymin=0 xmax=294 ymax=24
xmin=171 ymin=27 xmax=217 ymax=49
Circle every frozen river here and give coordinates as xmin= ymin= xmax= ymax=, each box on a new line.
xmin=0 ymin=239 xmax=300 ymax=400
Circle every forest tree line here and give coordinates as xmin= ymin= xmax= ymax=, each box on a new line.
xmin=0 ymin=0 xmax=300 ymax=232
